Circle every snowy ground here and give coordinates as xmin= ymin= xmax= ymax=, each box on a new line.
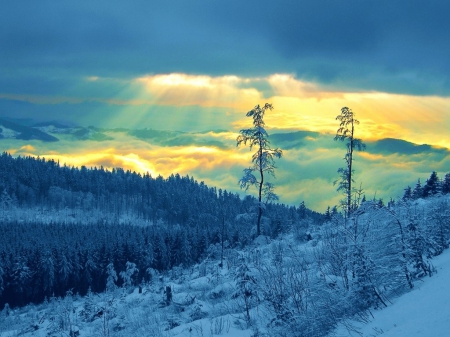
xmin=332 ymin=248 xmax=450 ymax=337
xmin=1 ymin=235 xmax=449 ymax=337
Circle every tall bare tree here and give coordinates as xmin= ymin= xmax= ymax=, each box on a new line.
xmin=237 ymin=103 xmax=282 ymax=236
xmin=334 ymin=107 xmax=365 ymax=217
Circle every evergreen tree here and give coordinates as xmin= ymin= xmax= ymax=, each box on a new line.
xmin=11 ymin=256 xmax=33 ymax=306
xmin=427 ymin=202 xmax=450 ymax=255
xmin=405 ymin=218 xmax=434 ymax=278
xmin=331 ymin=205 xmax=338 ymax=216
xmin=232 ymin=255 xmax=258 ymax=326
xmin=58 ymin=253 xmax=73 ymax=291
xmin=334 ymin=107 xmax=365 ymax=218
xmin=403 ymin=186 xmax=412 ymax=201
xmin=0 ymin=261 xmax=4 ymax=297
xmin=106 ymin=262 xmax=118 ymax=293
xmin=324 ymin=206 xmax=331 ymax=222
xmin=80 ymin=287 xmax=96 ymax=322
xmin=39 ymin=250 xmax=56 ymax=297
xmin=412 ymin=179 xmax=423 ymax=199
xmin=298 ymin=201 xmax=306 ymax=219
xmin=119 ymin=261 xmax=139 ymax=289
xmin=82 ymin=251 xmax=98 ymax=292
xmin=237 ymin=103 xmax=283 ymax=236
xmin=442 ymin=173 xmax=450 ymax=194
xmin=423 ymin=171 xmax=439 ymax=197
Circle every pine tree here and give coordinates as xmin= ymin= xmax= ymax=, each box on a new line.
xmin=442 ymin=173 xmax=450 ymax=194
xmin=80 ymin=287 xmax=96 ymax=322
xmin=427 ymin=202 xmax=450 ymax=255
xmin=324 ymin=206 xmax=331 ymax=222
xmin=331 ymin=205 xmax=338 ymax=216
xmin=119 ymin=261 xmax=139 ymax=289
xmin=423 ymin=171 xmax=439 ymax=197
xmin=232 ymin=255 xmax=258 ymax=326
xmin=39 ymin=250 xmax=56 ymax=297
xmin=412 ymin=179 xmax=423 ymax=199
xmin=11 ymin=256 xmax=33 ymax=306
xmin=334 ymin=107 xmax=365 ymax=218
xmin=106 ymin=262 xmax=118 ymax=293
xmin=405 ymin=218 xmax=434 ymax=278
xmin=58 ymin=253 xmax=73 ymax=290
xmin=298 ymin=201 xmax=306 ymax=219
xmin=237 ymin=103 xmax=283 ymax=236
xmin=0 ymin=260 xmax=4 ymax=297
xmin=403 ymin=186 xmax=412 ymax=201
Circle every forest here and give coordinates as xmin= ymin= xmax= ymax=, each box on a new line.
xmin=0 ymin=152 xmax=320 ymax=309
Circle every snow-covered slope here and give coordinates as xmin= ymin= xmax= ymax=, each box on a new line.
xmin=333 ymin=248 xmax=450 ymax=337
xmin=1 ymin=241 xmax=449 ymax=337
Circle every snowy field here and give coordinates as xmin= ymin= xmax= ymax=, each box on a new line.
xmin=332 ymin=248 xmax=450 ymax=337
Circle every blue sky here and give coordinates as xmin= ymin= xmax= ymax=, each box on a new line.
xmin=1 ymin=1 xmax=450 ymax=211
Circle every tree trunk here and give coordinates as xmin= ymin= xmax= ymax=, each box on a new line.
xmin=347 ymin=121 xmax=354 ymax=217
xmin=257 ymin=142 xmax=264 ymax=237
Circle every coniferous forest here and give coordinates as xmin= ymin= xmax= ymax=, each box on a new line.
xmin=0 ymin=152 xmax=319 ymax=309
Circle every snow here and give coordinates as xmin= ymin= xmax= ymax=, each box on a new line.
xmin=1 ymin=248 xmax=450 ymax=337
xmin=170 ymin=315 xmax=253 ymax=337
xmin=333 ymin=248 xmax=450 ymax=337
xmin=0 ymin=125 xmax=18 ymax=138
xmin=2 ymin=202 xmax=450 ymax=337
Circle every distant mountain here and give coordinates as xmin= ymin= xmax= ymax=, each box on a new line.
xmin=71 ymin=126 xmax=114 ymax=141
xmin=0 ymin=118 xmax=59 ymax=142
xmin=270 ymin=130 xmax=319 ymax=149
xmin=32 ymin=121 xmax=72 ymax=129
xmin=128 ymin=128 xmax=229 ymax=148
xmin=128 ymin=128 xmax=183 ymax=140
xmin=368 ymin=138 xmax=449 ymax=155
xmin=1 ymin=117 xmax=448 ymax=155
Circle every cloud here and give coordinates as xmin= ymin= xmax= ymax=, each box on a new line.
xmin=3 ymin=128 xmax=449 ymax=212
xmin=2 ymin=1 xmax=450 ymax=95
xmin=2 ymin=72 xmax=450 ymax=150
xmin=135 ymin=73 xmax=263 ymax=110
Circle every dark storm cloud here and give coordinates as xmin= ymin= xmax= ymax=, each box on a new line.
xmin=1 ymin=1 xmax=450 ymax=95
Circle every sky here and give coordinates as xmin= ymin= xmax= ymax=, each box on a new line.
xmin=1 ymin=1 xmax=450 ymax=211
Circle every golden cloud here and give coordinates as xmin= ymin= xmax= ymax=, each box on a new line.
xmin=234 ymin=75 xmax=450 ymax=148
xmin=134 ymin=73 xmax=263 ymax=110
xmin=3 ymin=73 xmax=449 ymax=149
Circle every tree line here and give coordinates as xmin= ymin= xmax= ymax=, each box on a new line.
xmin=403 ymin=171 xmax=450 ymax=200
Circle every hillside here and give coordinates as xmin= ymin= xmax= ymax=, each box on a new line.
xmin=333 ymin=247 xmax=450 ymax=337
xmin=0 ymin=118 xmax=58 ymax=142
xmin=0 ymin=194 xmax=449 ymax=337
xmin=0 ymin=153 xmax=319 ymax=310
